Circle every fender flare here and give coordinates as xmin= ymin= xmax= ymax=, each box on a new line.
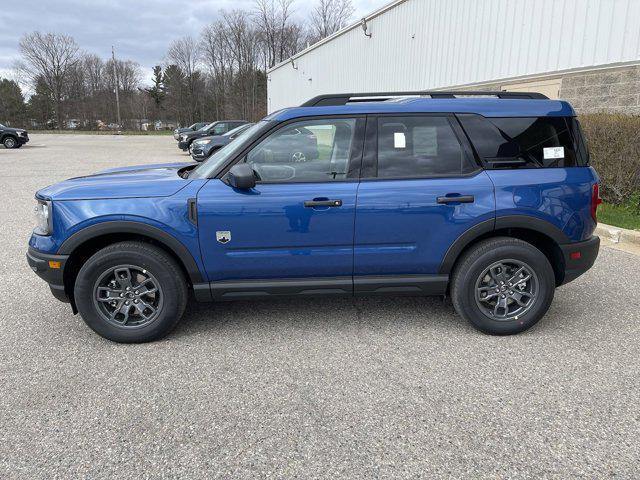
xmin=439 ymin=215 xmax=571 ymax=274
xmin=58 ymin=221 xmax=204 ymax=283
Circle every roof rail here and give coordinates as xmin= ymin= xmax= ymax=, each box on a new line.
xmin=300 ymin=90 xmax=549 ymax=107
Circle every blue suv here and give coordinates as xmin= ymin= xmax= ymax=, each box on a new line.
xmin=27 ymin=91 xmax=601 ymax=342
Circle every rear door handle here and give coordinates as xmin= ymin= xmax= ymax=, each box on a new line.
xmin=304 ymin=199 xmax=343 ymax=208
xmin=437 ymin=195 xmax=475 ymax=204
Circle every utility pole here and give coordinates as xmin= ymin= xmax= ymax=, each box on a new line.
xmin=111 ymin=46 xmax=121 ymax=127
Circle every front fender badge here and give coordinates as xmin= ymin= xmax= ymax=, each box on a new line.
xmin=216 ymin=231 xmax=231 ymax=244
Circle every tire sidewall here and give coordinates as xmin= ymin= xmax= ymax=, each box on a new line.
xmin=3 ymin=137 xmax=17 ymax=148
xmin=74 ymin=247 xmax=184 ymax=342
xmin=455 ymin=243 xmax=555 ymax=335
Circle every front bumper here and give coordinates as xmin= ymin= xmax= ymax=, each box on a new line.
xmin=26 ymin=247 xmax=69 ymax=303
xmin=17 ymin=134 xmax=29 ymax=145
xmin=559 ymin=235 xmax=600 ymax=285
xmin=191 ymin=147 xmax=206 ymax=160
xmin=178 ymin=140 xmax=190 ymax=150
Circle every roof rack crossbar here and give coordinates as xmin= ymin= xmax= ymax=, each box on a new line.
xmin=301 ymin=90 xmax=549 ymax=107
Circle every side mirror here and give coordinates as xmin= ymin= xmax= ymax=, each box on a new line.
xmin=227 ymin=163 xmax=256 ymax=190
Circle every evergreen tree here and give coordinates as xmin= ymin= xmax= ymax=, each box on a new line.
xmin=0 ymin=78 xmax=27 ymax=127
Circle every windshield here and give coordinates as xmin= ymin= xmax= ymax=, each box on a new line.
xmin=189 ymin=121 xmax=271 ymax=179
xmin=0 ymin=124 xmax=5 ymax=128
xmin=200 ymin=122 xmax=216 ymax=131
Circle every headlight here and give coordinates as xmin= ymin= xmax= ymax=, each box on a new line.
xmin=34 ymin=199 xmax=52 ymax=235
xmin=180 ymin=134 xmax=187 ymax=141
xmin=17 ymin=131 xmax=25 ymax=136
xmin=193 ymin=139 xmax=208 ymax=145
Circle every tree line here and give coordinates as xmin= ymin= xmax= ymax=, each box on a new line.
xmin=0 ymin=0 xmax=354 ymax=130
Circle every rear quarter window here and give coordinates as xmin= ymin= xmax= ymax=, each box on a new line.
xmin=458 ymin=115 xmax=587 ymax=168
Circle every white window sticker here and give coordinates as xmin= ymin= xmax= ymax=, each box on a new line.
xmin=543 ymin=146 xmax=564 ymax=159
xmin=394 ymin=132 xmax=406 ymax=149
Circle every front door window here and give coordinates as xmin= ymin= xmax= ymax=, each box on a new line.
xmin=245 ymin=118 xmax=357 ymax=183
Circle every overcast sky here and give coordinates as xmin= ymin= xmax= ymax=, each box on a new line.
xmin=0 ymin=0 xmax=388 ymax=86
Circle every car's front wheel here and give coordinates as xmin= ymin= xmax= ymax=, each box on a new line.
xmin=74 ymin=242 xmax=188 ymax=343
xmin=451 ymin=237 xmax=555 ymax=335
xmin=3 ymin=136 xmax=18 ymax=149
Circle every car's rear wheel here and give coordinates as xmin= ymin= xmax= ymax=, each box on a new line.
xmin=451 ymin=237 xmax=555 ymax=335
xmin=290 ymin=151 xmax=307 ymax=162
xmin=3 ymin=136 xmax=18 ymax=149
xmin=74 ymin=242 xmax=188 ymax=343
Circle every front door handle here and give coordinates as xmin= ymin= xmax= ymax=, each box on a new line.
xmin=437 ymin=195 xmax=475 ymax=204
xmin=304 ymin=199 xmax=343 ymax=208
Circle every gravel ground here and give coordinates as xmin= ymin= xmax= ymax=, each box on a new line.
xmin=1 ymin=134 xmax=639 ymax=478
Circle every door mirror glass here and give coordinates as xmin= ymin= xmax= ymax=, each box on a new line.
xmin=227 ymin=163 xmax=256 ymax=190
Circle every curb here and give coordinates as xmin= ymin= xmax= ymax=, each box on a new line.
xmin=595 ymin=222 xmax=640 ymax=247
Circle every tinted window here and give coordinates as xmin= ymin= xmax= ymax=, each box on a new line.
xmin=376 ymin=116 xmax=471 ymax=178
xmin=245 ymin=118 xmax=357 ymax=183
xmin=458 ymin=115 xmax=585 ymax=167
xmin=212 ymin=123 xmax=227 ymax=135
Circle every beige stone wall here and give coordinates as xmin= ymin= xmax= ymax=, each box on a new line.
xmin=560 ymin=65 xmax=640 ymax=114
xmin=447 ymin=64 xmax=640 ymax=115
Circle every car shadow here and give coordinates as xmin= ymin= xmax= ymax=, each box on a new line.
xmin=172 ymin=294 xmax=470 ymax=339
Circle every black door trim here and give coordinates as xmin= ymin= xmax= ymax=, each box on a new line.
xmin=354 ymin=274 xmax=449 ymax=295
xmin=198 ymin=274 xmax=450 ymax=301
xmin=210 ymin=277 xmax=353 ymax=300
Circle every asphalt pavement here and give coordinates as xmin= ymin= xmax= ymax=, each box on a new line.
xmin=1 ymin=134 xmax=638 ymax=478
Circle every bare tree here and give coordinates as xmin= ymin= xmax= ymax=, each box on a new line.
xmin=166 ymin=36 xmax=203 ymax=123
xmin=253 ymin=0 xmax=303 ymax=69
xmin=219 ymin=10 xmax=262 ymax=119
xmin=309 ymin=0 xmax=355 ymax=42
xmin=106 ymin=59 xmax=142 ymax=93
xmin=17 ymin=32 xmax=81 ymax=129
xmin=83 ymin=54 xmax=105 ymax=96
xmin=201 ymin=22 xmax=234 ymax=118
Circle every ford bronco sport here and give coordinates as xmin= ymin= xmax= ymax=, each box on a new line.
xmin=27 ymin=91 xmax=601 ymax=342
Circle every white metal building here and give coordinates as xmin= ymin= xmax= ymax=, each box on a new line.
xmin=267 ymin=0 xmax=640 ymax=114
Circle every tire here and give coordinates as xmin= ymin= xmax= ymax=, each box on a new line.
xmin=74 ymin=241 xmax=188 ymax=343
xmin=451 ymin=237 xmax=555 ymax=335
xmin=290 ymin=151 xmax=307 ymax=162
xmin=3 ymin=136 xmax=18 ymax=149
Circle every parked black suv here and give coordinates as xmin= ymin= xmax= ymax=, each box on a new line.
xmin=173 ymin=122 xmax=210 ymax=140
xmin=178 ymin=120 xmax=248 ymax=151
xmin=1 ymin=124 xmax=29 ymax=149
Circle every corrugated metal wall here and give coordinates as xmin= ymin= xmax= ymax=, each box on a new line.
xmin=267 ymin=0 xmax=640 ymax=112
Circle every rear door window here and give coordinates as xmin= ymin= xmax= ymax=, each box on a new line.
xmin=376 ymin=116 xmax=475 ymax=178
xmin=458 ymin=115 xmax=585 ymax=167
